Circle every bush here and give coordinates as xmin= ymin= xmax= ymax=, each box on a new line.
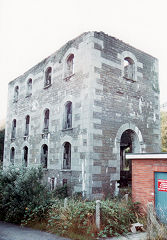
xmin=98 ymin=199 xmax=140 ymax=238
xmin=45 ymin=198 xmax=140 ymax=239
xmin=52 ymin=184 xmax=68 ymax=199
xmin=0 ymin=166 xmax=51 ymax=223
xmin=47 ymin=199 xmax=97 ymax=238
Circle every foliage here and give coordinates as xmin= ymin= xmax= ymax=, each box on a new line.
xmin=47 ymin=199 xmax=97 ymax=238
xmin=0 ymin=166 xmax=51 ymax=223
xmin=51 ymin=184 xmax=68 ymax=199
xmin=98 ymin=200 xmax=140 ymax=238
xmin=23 ymin=198 xmax=140 ymax=239
xmin=161 ymin=111 xmax=167 ymax=152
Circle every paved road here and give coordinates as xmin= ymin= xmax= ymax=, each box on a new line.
xmin=107 ymin=232 xmax=147 ymax=240
xmin=0 ymin=221 xmax=71 ymax=240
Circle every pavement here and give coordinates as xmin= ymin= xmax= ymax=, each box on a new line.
xmin=0 ymin=221 xmax=147 ymax=240
xmin=0 ymin=221 xmax=70 ymax=240
xmin=106 ymin=232 xmax=147 ymax=240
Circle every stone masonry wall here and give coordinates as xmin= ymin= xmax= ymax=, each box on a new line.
xmin=89 ymin=32 xmax=160 ymax=196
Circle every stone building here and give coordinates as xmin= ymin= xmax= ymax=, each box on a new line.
xmin=3 ymin=31 xmax=160 ymax=197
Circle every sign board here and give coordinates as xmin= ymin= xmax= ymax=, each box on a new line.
xmin=158 ymin=179 xmax=167 ymax=192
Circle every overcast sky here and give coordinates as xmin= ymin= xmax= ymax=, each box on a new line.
xmin=0 ymin=0 xmax=167 ymax=121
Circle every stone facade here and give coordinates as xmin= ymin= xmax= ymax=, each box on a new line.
xmin=3 ymin=31 xmax=160 ymax=197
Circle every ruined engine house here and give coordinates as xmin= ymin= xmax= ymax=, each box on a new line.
xmin=3 ymin=31 xmax=160 ymax=197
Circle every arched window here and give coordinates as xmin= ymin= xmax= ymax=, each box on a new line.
xmin=25 ymin=115 xmax=30 ymax=136
xmin=10 ymin=147 xmax=15 ymax=165
xmin=14 ymin=86 xmax=19 ymax=102
xmin=43 ymin=109 xmax=49 ymax=132
xmin=63 ymin=142 xmax=71 ymax=169
xmin=44 ymin=67 xmax=52 ymax=86
xmin=27 ymin=78 xmax=32 ymax=96
xmin=65 ymin=54 xmax=74 ymax=77
xmin=11 ymin=119 xmax=16 ymax=139
xmin=23 ymin=146 xmax=28 ymax=167
xmin=41 ymin=144 xmax=48 ymax=168
xmin=124 ymin=57 xmax=135 ymax=80
xmin=64 ymin=101 xmax=72 ymax=129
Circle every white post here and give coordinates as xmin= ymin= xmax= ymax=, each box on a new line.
xmin=82 ymin=158 xmax=85 ymax=197
xmin=64 ymin=197 xmax=68 ymax=208
xmin=96 ymin=200 xmax=101 ymax=229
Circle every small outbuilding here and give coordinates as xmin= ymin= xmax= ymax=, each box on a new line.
xmin=126 ymin=153 xmax=167 ymax=223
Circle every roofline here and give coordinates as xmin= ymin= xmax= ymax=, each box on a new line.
xmin=126 ymin=153 xmax=167 ymax=160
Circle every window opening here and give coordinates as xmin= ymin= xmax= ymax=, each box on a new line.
xmin=50 ymin=177 xmax=55 ymax=190
xmin=63 ymin=142 xmax=71 ymax=169
xmin=64 ymin=102 xmax=72 ymax=129
xmin=14 ymin=86 xmax=19 ymax=102
xmin=45 ymin=67 xmax=52 ymax=86
xmin=41 ymin=144 xmax=48 ymax=168
xmin=27 ymin=78 xmax=32 ymax=96
xmin=25 ymin=115 xmax=30 ymax=136
xmin=124 ymin=57 xmax=134 ymax=80
xmin=11 ymin=119 xmax=16 ymax=139
xmin=120 ymin=129 xmax=138 ymax=187
xmin=10 ymin=147 xmax=15 ymax=164
xmin=65 ymin=54 xmax=74 ymax=77
xmin=43 ymin=109 xmax=49 ymax=132
xmin=63 ymin=179 xmax=67 ymax=186
xmin=23 ymin=146 xmax=28 ymax=167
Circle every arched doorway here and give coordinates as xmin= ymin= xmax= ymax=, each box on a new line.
xmin=114 ymin=123 xmax=144 ymax=188
xmin=120 ymin=129 xmax=140 ymax=187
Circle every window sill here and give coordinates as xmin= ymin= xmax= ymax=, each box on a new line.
xmin=25 ymin=93 xmax=32 ymax=98
xmin=24 ymin=136 xmax=29 ymax=140
xmin=62 ymin=128 xmax=73 ymax=132
xmin=123 ymin=76 xmax=136 ymax=82
xmin=60 ymin=169 xmax=72 ymax=172
xmin=63 ymin=74 xmax=75 ymax=82
xmin=43 ymin=83 xmax=52 ymax=89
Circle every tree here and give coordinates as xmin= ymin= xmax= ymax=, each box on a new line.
xmin=0 ymin=128 xmax=5 ymax=165
xmin=161 ymin=111 xmax=167 ymax=152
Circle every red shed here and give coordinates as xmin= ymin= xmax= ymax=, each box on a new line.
xmin=126 ymin=153 xmax=167 ymax=218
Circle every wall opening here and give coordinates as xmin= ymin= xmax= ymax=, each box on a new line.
xmin=45 ymin=67 xmax=52 ymax=86
xmin=11 ymin=119 xmax=16 ymax=139
xmin=25 ymin=115 xmax=30 ymax=136
xmin=23 ymin=146 xmax=28 ymax=167
xmin=41 ymin=144 xmax=48 ymax=168
xmin=124 ymin=57 xmax=134 ymax=80
xmin=14 ymin=86 xmax=19 ymax=102
xmin=43 ymin=109 xmax=49 ymax=132
xmin=120 ymin=129 xmax=140 ymax=187
xmin=65 ymin=54 xmax=74 ymax=77
xmin=64 ymin=101 xmax=72 ymax=129
xmin=10 ymin=147 xmax=15 ymax=165
xmin=27 ymin=78 xmax=32 ymax=96
xmin=63 ymin=142 xmax=71 ymax=169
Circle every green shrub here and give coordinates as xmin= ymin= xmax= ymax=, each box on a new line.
xmin=45 ymin=198 xmax=140 ymax=239
xmin=47 ymin=199 xmax=97 ymax=238
xmin=0 ymin=166 xmax=51 ymax=223
xmin=52 ymin=184 xmax=68 ymax=199
xmin=98 ymin=199 xmax=140 ymax=238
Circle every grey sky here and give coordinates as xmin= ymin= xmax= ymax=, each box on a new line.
xmin=0 ymin=0 xmax=167 ymax=121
